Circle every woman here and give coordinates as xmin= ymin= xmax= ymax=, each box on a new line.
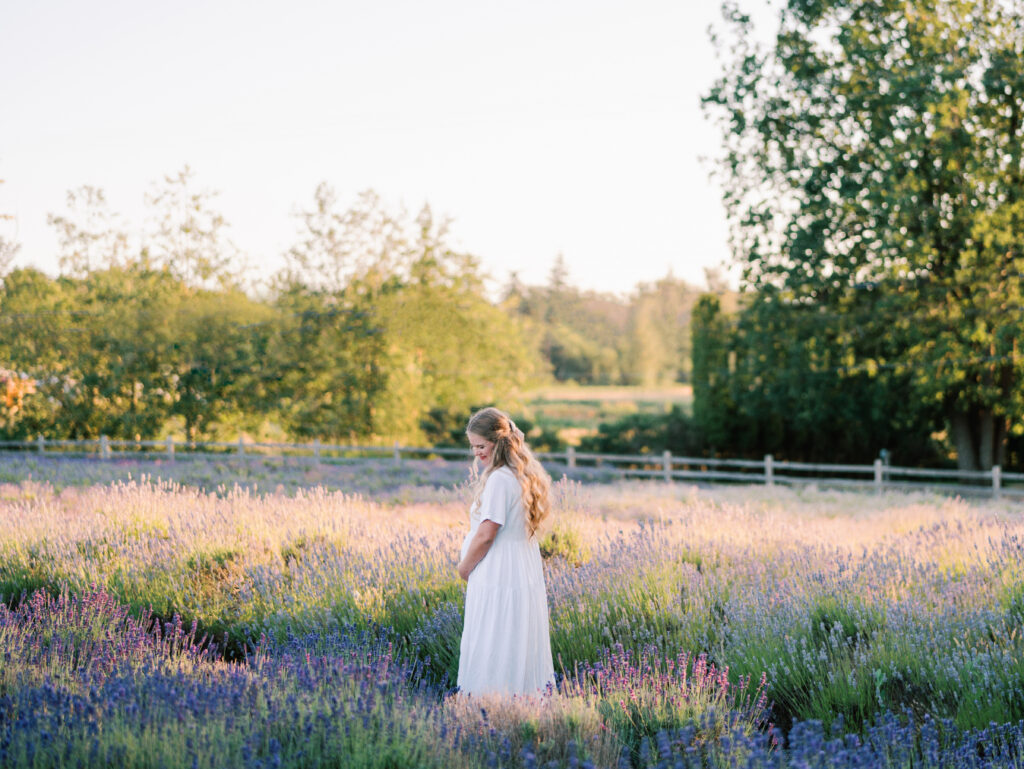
xmin=456 ymin=407 xmax=555 ymax=697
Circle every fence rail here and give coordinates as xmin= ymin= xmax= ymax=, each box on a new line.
xmin=0 ymin=436 xmax=1020 ymax=500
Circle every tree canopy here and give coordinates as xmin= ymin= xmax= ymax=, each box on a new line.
xmin=702 ymin=0 xmax=1024 ymax=470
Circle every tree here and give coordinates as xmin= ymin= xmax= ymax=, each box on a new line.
xmin=367 ymin=206 xmax=542 ymax=441
xmin=169 ymin=286 xmax=275 ymax=441
xmin=0 ymin=236 xmax=18 ymax=278
xmin=268 ymin=283 xmax=388 ymax=442
xmin=691 ymin=294 xmax=734 ymax=450
xmin=47 ymin=186 xmax=132 ymax=277
xmin=0 ymin=269 xmax=67 ymax=437
xmin=282 ymin=185 xmax=408 ymax=294
xmin=0 ymin=265 xmax=177 ymax=439
xmin=703 ymin=0 xmax=1024 ymax=470
xmin=275 ymin=189 xmax=543 ymax=443
xmin=622 ymin=274 xmax=701 ymax=386
xmin=145 ymin=166 xmax=240 ymax=289
xmin=506 ymin=255 xmax=632 ymax=385
xmin=1 ymin=178 xmax=21 ymax=278
xmin=690 ymin=288 xmax=942 ymax=463
xmin=0 ymin=259 xmax=274 ymax=442
xmin=578 ymin=405 xmax=702 ymax=456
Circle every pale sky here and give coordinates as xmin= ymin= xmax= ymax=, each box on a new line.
xmin=0 ymin=1 xmax=776 ymax=296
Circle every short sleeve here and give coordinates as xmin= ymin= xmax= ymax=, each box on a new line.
xmin=479 ymin=470 xmax=516 ymax=527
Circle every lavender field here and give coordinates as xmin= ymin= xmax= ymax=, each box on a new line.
xmin=2 ymin=457 xmax=1024 ymax=767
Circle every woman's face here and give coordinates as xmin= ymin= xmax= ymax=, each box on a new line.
xmin=468 ymin=432 xmax=495 ymax=467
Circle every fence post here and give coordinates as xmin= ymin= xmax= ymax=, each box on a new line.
xmin=663 ymin=450 xmax=672 ymax=483
xmin=393 ymin=440 xmax=401 ymax=465
xmin=100 ymin=435 xmax=110 ymax=460
xmin=993 ymin=465 xmax=1002 ymax=500
xmin=237 ymin=437 xmax=245 ymax=456
xmin=313 ymin=439 xmax=321 ymax=465
xmin=166 ymin=435 xmax=175 ymax=460
xmin=764 ymin=454 xmax=774 ymax=487
xmin=567 ymin=445 xmax=576 ymax=468
xmin=37 ymin=435 xmax=45 ymax=455
xmin=874 ymin=458 xmax=883 ymax=494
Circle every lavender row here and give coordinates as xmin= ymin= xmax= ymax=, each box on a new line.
xmin=2 ymin=472 xmax=1024 ymax=752
xmin=3 ymin=588 xmax=1024 ymax=768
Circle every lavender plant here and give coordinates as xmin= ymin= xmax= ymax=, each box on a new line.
xmin=2 ymin=463 xmax=1024 ymax=766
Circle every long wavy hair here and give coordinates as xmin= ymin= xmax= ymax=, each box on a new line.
xmin=467 ymin=407 xmax=551 ymax=538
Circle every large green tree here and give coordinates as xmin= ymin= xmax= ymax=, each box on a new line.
xmin=268 ymin=283 xmax=387 ymax=442
xmin=0 ymin=266 xmax=176 ymax=438
xmin=690 ymin=288 xmax=943 ymax=463
xmin=704 ymin=0 xmax=1024 ymax=470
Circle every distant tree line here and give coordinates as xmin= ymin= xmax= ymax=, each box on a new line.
xmin=502 ymin=255 xmax=726 ymax=388
xmin=0 ymin=171 xmax=721 ymax=446
xmin=0 ymin=173 xmax=545 ymax=444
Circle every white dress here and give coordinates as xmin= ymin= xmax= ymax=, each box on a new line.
xmin=457 ymin=466 xmax=555 ymax=697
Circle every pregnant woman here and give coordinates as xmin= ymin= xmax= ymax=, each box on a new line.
xmin=456 ymin=407 xmax=555 ymax=697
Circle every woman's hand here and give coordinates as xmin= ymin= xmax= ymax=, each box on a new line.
xmin=457 ymin=520 xmax=501 ymax=581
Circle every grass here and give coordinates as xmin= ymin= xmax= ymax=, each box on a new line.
xmin=2 ymin=458 xmax=1024 ymax=767
xmin=527 ymin=384 xmax=694 ymax=403
xmin=523 ymin=384 xmax=694 ymax=445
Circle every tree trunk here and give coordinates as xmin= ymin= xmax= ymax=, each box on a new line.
xmin=949 ymin=407 xmax=1007 ymax=473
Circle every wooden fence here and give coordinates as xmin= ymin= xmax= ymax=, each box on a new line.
xmin=1 ymin=436 xmax=1021 ymax=500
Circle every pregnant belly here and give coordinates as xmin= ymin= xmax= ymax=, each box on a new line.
xmin=459 ymin=531 xmax=473 ymax=561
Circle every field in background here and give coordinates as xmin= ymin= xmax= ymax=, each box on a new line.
xmin=524 ymin=384 xmax=693 ymax=445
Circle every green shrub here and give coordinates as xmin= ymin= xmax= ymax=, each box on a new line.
xmin=539 ymin=522 xmax=591 ymax=567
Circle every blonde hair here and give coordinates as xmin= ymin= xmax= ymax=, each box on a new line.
xmin=467 ymin=407 xmax=551 ymax=538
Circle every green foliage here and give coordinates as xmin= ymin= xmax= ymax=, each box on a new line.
xmin=185 ymin=547 xmax=241 ymax=576
xmin=373 ymin=278 xmax=540 ymax=443
xmin=691 ymin=295 xmax=734 ymax=451
xmin=578 ymin=404 xmax=704 ymax=456
xmin=622 ymin=275 xmax=703 ymax=386
xmin=689 ymin=291 xmax=944 ymax=463
xmin=506 ymin=266 xmax=630 ymax=385
xmin=507 ymin=259 xmax=720 ymax=387
xmin=4 ymin=170 xmax=742 ymax=448
xmin=0 ymin=264 xmax=275 ymax=441
xmin=539 ymin=521 xmax=591 ymax=567
xmin=703 ymin=0 xmax=1024 ymax=470
xmin=807 ymin=595 xmax=881 ymax=649
xmin=1002 ymin=580 xmax=1024 ymax=626
xmin=1 ymin=180 xmax=546 ymax=445
xmin=267 ymin=284 xmax=388 ymax=441
xmin=406 ymin=599 xmax=464 ymax=687
xmin=269 ymin=188 xmax=544 ymax=444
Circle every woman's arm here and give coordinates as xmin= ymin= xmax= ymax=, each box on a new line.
xmin=457 ymin=520 xmax=501 ymax=581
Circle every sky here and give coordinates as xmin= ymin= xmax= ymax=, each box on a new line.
xmin=0 ymin=1 xmax=777 ymax=296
